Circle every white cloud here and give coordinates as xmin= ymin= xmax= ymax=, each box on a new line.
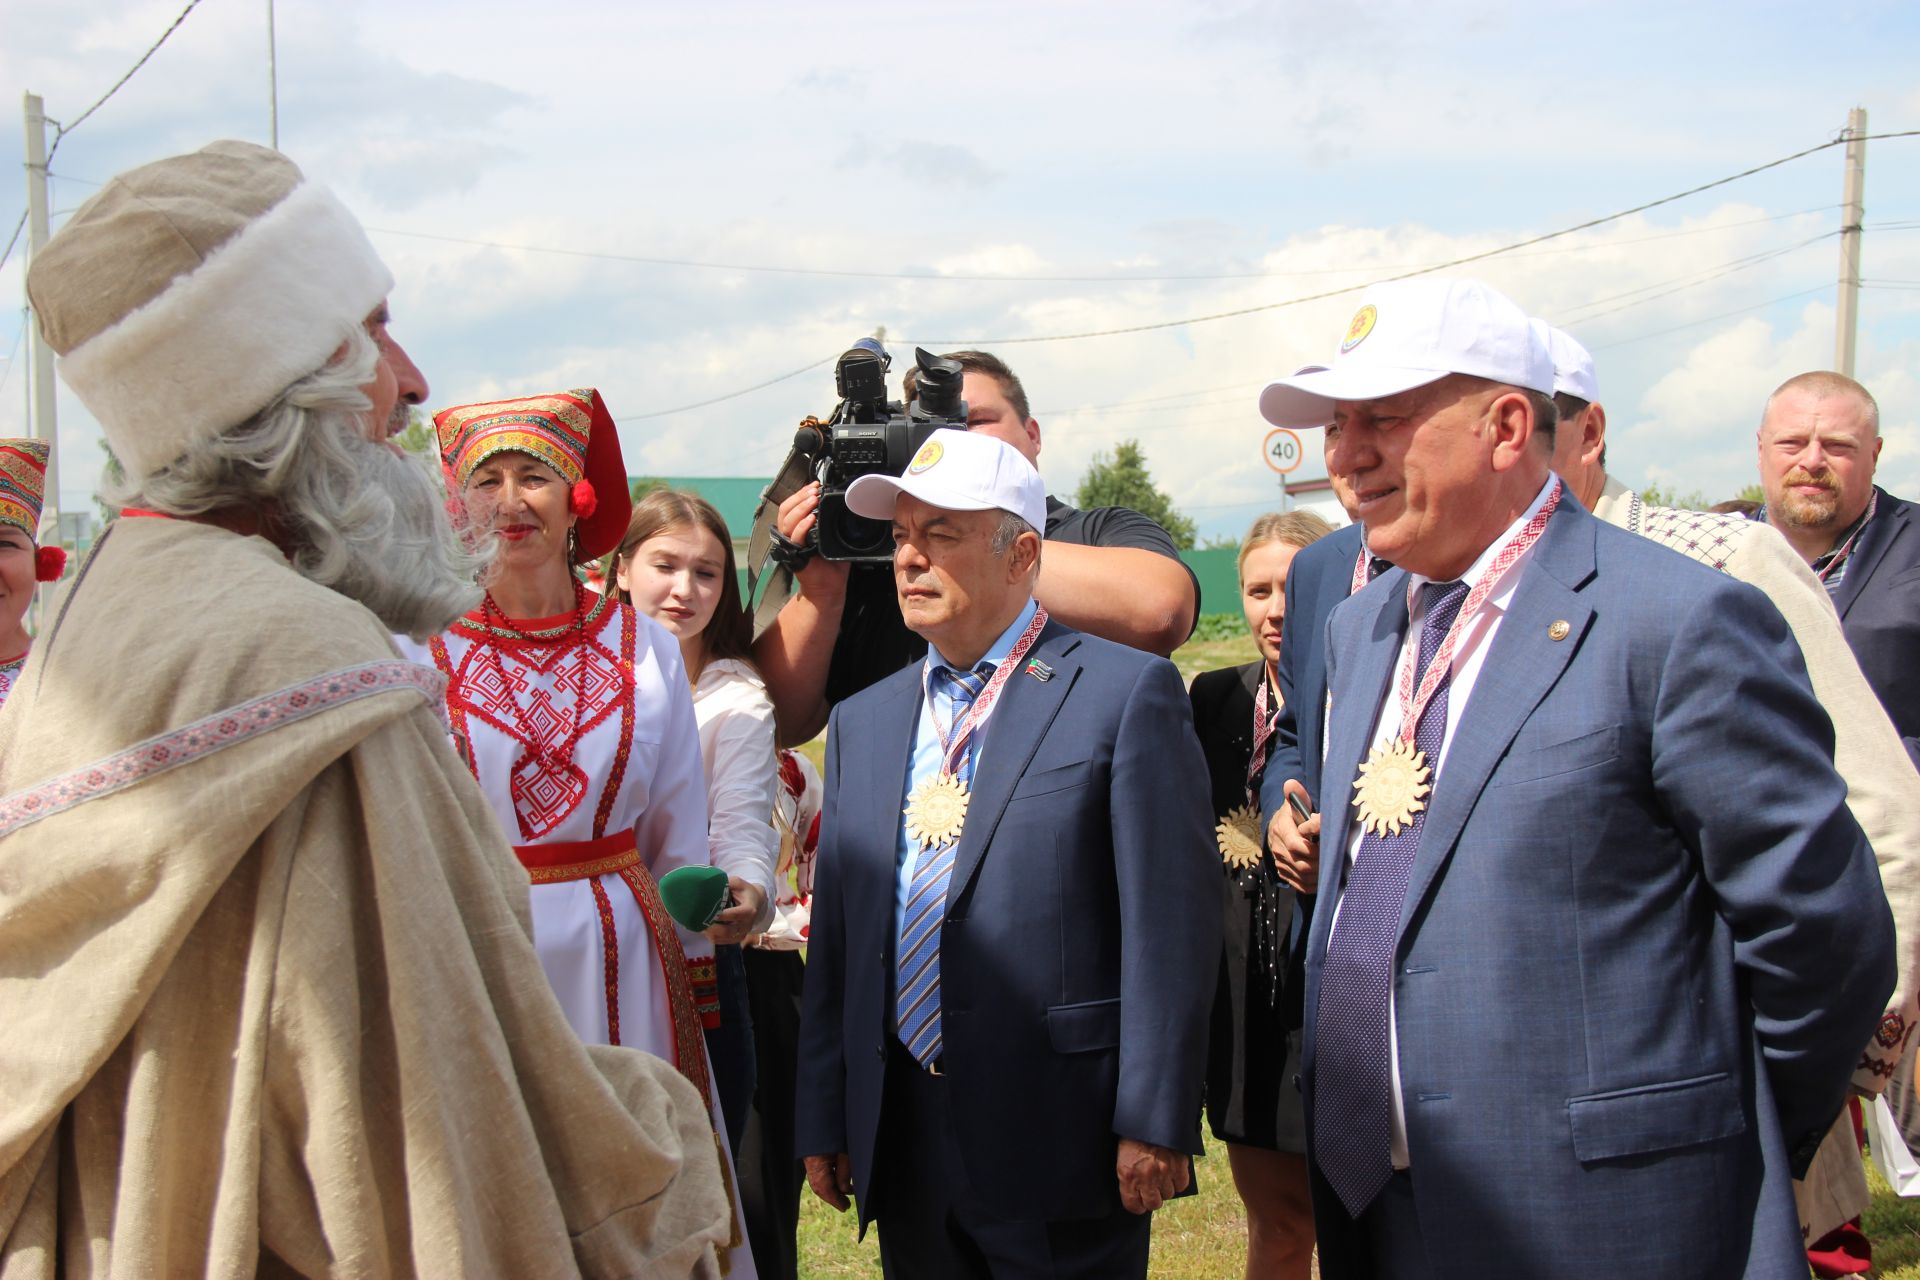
xmin=10 ymin=0 xmax=1920 ymax=551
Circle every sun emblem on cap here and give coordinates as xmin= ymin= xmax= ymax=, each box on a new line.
xmin=908 ymin=440 xmax=944 ymax=474
xmin=1340 ymin=304 xmax=1378 ymax=353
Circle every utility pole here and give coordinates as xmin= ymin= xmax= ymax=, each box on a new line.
xmin=1835 ymin=106 xmax=1867 ymax=377
xmin=266 ymin=0 xmax=280 ymax=149
xmin=22 ymin=93 xmax=59 ymax=631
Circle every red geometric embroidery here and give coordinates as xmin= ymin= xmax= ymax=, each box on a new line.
xmin=589 ymin=876 xmax=623 ymax=1046
xmin=590 ymin=606 xmax=638 ymax=840
xmin=450 ymin=619 xmax=633 ymax=839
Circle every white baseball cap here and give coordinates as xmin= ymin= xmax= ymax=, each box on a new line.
xmin=845 ymin=427 xmax=1048 ymax=532
xmin=1259 ymin=278 xmax=1555 ymax=429
xmin=1531 ymin=319 xmax=1600 ymax=403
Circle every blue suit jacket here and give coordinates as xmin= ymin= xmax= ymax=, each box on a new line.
xmin=1302 ymin=499 xmax=1894 ymax=1279
xmin=1259 ymin=523 xmax=1365 ymax=829
xmin=1830 ymin=486 xmax=1920 ymax=767
xmin=795 ymin=619 xmax=1219 ymax=1227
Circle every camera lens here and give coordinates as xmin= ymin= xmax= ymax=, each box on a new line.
xmin=828 ymin=506 xmax=892 ymax=559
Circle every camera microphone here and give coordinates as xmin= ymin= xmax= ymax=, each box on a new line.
xmin=795 ymin=424 xmax=826 ymax=455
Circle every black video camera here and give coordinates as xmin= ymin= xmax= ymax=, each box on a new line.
xmin=793 ymin=340 xmax=969 ymax=562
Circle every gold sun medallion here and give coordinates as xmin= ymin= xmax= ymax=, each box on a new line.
xmin=1352 ymin=739 xmax=1431 ymax=837
xmin=904 ymin=772 xmax=971 ymax=851
xmin=1216 ymin=803 xmax=1264 ymax=870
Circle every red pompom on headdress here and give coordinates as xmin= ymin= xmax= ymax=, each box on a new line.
xmin=570 ymin=479 xmax=598 ymax=520
xmin=35 ymin=545 xmax=66 ymax=583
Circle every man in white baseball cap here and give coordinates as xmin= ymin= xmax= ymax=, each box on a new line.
xmin=1259 ymin=277 xmax=1558 ymax=575
xmin=1268 ymin=277 xmax=1891 ymax=1280
xmin=798 ymin=426 xmax=1219 ymax=1278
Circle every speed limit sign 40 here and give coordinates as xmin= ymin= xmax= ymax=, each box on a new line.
xmin=1263 ymin=427 xmax=1304 ymax=475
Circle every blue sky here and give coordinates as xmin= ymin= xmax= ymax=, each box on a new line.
xmin=5 ymin=0 xmax=1920 ymax=539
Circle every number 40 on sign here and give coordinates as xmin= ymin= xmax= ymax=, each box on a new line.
xmin=1263 ymin=427 xmax=1304 ymax=475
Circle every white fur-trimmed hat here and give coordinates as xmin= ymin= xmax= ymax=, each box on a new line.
xmin=27 ymin=140 xmax=394 ymax=483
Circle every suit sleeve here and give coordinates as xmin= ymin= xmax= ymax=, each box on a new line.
xmin=1260 ymin=561 xmax=1312 ymax=831
xmin=1111 ymin=659 xmax=1223 ymax=1153
xmin=794 ymin=707 xmax=849 ymax=1159
xmin=1651 ymin=579 xmax=1896 ymax=1163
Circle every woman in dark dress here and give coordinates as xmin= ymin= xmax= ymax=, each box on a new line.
xmin=1190 ymin=509 xmax=1333 ymax=1280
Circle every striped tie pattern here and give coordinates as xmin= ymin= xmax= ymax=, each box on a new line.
xmin=1312 ymin=580 xmax=1469 ymax=1217
xmin=897 ymin=661 xmax=993 ymax=1067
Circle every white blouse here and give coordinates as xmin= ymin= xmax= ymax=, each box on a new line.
xmin=691 ymin=657 xmax=780 ymax=933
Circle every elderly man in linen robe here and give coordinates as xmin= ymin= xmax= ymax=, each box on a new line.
xmin=0 ymin=141 xmax=729 ymax=1277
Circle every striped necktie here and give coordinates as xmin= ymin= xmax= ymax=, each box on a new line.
xmin=897 ymin=661 xmax=993 ymax=1067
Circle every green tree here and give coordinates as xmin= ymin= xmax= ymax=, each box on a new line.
xmin=630 ymin=476 xmax=665 ymax=501
xmin=1734 ymin=482 xmax=1765 ymax=505
xmin=394 ymin=407 xmax=434 ymax=455
xmin=1640 ymin=481 xmax=1711 ymax=511
xmin=1074 ymin=439 xmax=1197 ymax=549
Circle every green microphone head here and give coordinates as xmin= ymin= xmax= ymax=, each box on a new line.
xmin=657 ymin=865 xmax=731 ymax=931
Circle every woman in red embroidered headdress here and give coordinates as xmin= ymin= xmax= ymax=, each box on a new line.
xmin=394 ymin=390 xmax=755 ymax=1275
xmin=0 ymin=439 xmax=66 ymax=709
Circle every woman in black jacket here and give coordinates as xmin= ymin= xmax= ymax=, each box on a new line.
xmin=1189 ymin=509 xmax=1333 ymax=1280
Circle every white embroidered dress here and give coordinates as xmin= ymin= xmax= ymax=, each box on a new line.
xmin=397 ymin=590 xmax=757 ymax=1275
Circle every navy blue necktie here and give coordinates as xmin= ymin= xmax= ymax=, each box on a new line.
xmin=1312 ymin=580 xmax=1470 ymax=1217
xmin=897 ymin=662 xmax=992 ymax=1066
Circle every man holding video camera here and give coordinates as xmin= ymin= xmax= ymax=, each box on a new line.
xmin=756 ymin=349 xmax=1200 ymax=743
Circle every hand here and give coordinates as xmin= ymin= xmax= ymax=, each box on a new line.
xmin=1266 ymin=778 xmax=1321 ymax=896
xmin=702 ymin=878 xmax=767 ymax=947
xmin=776 ymin=482 xmax=850 ymax=602
xmin=1116 ymin=1138 xmax=1189 ymax=1214
xmin=804 ymin=1151 xmax=855 ymax=1212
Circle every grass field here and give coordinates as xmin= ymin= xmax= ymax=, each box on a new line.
xmin=793 ymin=1135 xmax=1920 ymax=1277
xmin=794 ymin=1133 xmax=1254 ymax=1277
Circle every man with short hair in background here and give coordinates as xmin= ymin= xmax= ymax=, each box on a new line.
xmin=755 ymin=349 xmax=1199 ymax=744
xmin=1543 ymin=326 xmax=1920 ymax=1273
xmin=1758 ymin=371 xmax=1920 ymax=766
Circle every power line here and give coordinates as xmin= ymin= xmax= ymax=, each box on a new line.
xmin=0 ymin=210 xmax=25 ymax=277
xmin=364 ymin=204 xmax=1841 ymax=288
xmin=44 ymin=0 xmax=206 ymax=164
xmin=614 ymin=354 xmax=838 ymax=423
xmin=1586 ymin=284 xmax=1833 ymax=350
xmin=0 ymin=317 xmax=25 ymax=401
xmin=901 ymin=131 xmax=1920 ymax=347
xmin=1556 ymin=232 xmax=1835 ymax=326
xmin=620 ymin=128 xmax=1920 ymax=416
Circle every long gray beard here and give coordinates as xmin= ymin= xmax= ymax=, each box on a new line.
xmin=286 ymin=423 xmax=491 ymax=640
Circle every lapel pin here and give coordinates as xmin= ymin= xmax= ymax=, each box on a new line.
xmin=1548 ymin=619 xmax=1571 ymax=641
xmin=1025 ymin=658 xmax=1054 ymax=682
